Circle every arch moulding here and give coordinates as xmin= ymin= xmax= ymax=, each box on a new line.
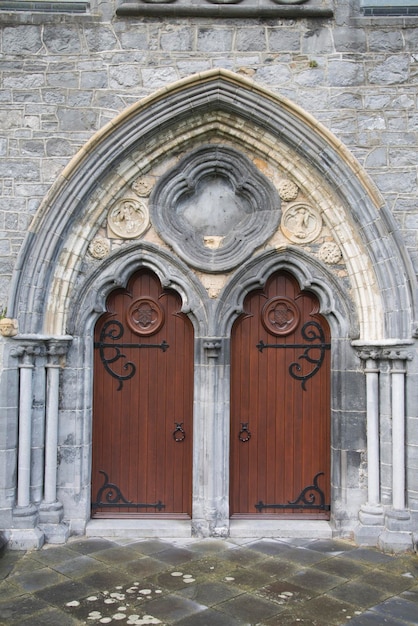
xmin=7 ymin=69 xmax=415 ymax=343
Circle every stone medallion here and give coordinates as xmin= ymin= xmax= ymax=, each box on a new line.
xmin=107 ymin=198 xmax=149 ymax=239
xmin=281 ymin=202 xmax=322 ymax=244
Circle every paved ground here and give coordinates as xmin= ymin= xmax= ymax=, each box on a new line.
xmin=1 ymin=535 xmax=418 ymax=625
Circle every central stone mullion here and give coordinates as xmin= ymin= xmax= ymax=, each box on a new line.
xmin=192 ymin=337 xmax=229 ymax=537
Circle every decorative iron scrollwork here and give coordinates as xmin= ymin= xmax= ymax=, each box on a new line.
xmin=257 ymin=320 xmax=330 ymax=390
xmin=254 ymin=472 xmax=330 ymax=512
xmin=239 ymin=422 xmax=251 ymax=442
xmin=173 ymin=422 xmax=186 ymax=442
xmin=94 ymin=319 xmax=169 ymax=390
xmin=91 ymin=470 xmax=165 ymax=511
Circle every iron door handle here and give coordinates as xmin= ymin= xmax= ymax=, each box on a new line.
xmin=173 ymin=422 xmax=186 ymax=442
xmin=239 ymin=422 xmax=251 ymax=442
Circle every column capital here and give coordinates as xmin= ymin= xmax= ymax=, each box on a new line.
xmin=46 ymin=337 xmax=72 ymax=365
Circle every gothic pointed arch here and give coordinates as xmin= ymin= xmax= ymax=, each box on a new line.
xmin=8 ymin=68 xmax=415 ymax=342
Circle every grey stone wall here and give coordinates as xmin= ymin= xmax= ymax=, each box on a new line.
xmin=0 ymin=0 xmax=418 ymax=304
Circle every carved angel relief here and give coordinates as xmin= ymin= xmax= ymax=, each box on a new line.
xmin=107 ymin=198 xmax=150 ymax=239
xmin=281 ymin=202 xmax=322 ymax=244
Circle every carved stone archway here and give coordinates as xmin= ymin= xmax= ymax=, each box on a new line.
xmin=2 ymin=70 xmax=416 ymax=550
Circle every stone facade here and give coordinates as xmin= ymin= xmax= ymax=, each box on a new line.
xmin=0 ymin=0 xmax=417 ymax=551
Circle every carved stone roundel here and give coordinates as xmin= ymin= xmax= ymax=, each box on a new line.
xmin=281 ymin=202 xmax=322 ymax=244
xmin=262 ymin=297 xmax=300 ymax=336
xmin=150 ymin=145 xmax=281 ymax=272
xmin=108 ymin=198 xmax=149 ymax=239
xmin=126 ymin=297 xmax=164 ymax=336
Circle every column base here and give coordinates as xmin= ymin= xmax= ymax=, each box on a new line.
xmin=354 ymin=504 xmax=385 ymax=546
xmin=6 ymin=527 xmax=45 ymax=550
xmin=378 ymin=510 xmax=413 ymax=553
xmin=39 ymin=500 xmax=64 ymax=525
xmin=38 ymin=521 xmax=70 ymax=544
xmin=12 ymin=503 xmax=39 ymax=528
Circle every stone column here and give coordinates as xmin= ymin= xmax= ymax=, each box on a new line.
xmin=192 ymin=337 xmax=229 ymax=538
xmin=354 ymin=349 xmax=384 ymax=545
xmin=9 ymin=341 xmax=44 ymax=549
xmin=38 ymin=338 xmax=71 ymax=543
xmin=379 ymin=349 xmax=413 ymax=552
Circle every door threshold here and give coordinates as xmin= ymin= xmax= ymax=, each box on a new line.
xmin=86 ymin=518 xmax=192 ymax=538
xmin=229 ymin=519 xmax=332 ymax=539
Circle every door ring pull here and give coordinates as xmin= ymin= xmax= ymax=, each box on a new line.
xmin=239 ymin=422 xmax=251 ymax=442
xmin=173 ymin=422 xmax=186 ymax=442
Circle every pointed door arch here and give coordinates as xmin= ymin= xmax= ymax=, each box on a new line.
xmin=91 ymin=269 xmax=194 ymax=517
xmin=230 ymin=271 xmax=331 ymax=518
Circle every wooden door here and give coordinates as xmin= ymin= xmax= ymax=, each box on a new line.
xmin=92 ymin=270 xmax=193 ymax=518
xmin=230 ymin=271 xmax=331 ymax=518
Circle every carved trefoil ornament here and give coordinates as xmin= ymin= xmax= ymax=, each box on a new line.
xmin=281 ymin=202 xmax=322 ymax=244
xmin=107 ymin=197 xmax=150 ymax=239
xmin=150 ymin=145 xmax=281 ymax=272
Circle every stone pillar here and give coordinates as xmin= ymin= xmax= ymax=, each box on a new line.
xmin=354 ymin=349 xmax=384 ymax=545
xmin=38 ymin=338 xmax=71 ymax=543
xmin=379 ymin=350 xmax=413 ymax=552
xmin=192 ymin=337 xmax=229 ymax=538
xmin=9 ymin=341 xmax=44 ymax=549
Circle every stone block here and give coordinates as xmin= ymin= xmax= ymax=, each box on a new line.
xmin=161 ymin=28 xmax=193 ymax=52
xmin=3 ymin=25 xmax=42 ymax=55
xmin=255 ymin=64 xmax=292 ymax=86
xmin=141 ymin=67 xmax=178 ymax=89
xmin=236 ymin=27 xmax=267 ymax=52
xmin=333 ymin=27 xmax=367 ymax=52
xmin=197 ymin=28 xmax=234 ymax=53
xmin=57 ymin=108 xmax=98 ymax=132
xmin=47 ymin=72 xmax=79 ymax=89
xmin=46 ymin=138 xmax=74 ymax=157
xmin=119 ymin=31 xmax=148 ymax=50
xmin=368 ymin=55 xmax=410 ymax=85
xmin=43 ymin=26 xmax=82 ymax=54
xmin=84 ymin=26 xmax=119 ymax=52
xmin=5 ymin=73 xmax=45 ymax=89
xmin=301 ymin=26 xmax=334 ymax=54
xmin=268 ymin=29 xmax=300 ymax=52
xmin=373 ymin=171 xmax=416 ymax=194
xmin=368 ymin=30 xmax=404 ymax=52
xmin=109 ymin=65 xmax=141 ymax=88
xmin=0 ymin=160 xmax=39 ymax=181
xmin=80 ymin=71 xmax=109 ymax=89
xmin=328 ymin=60 xmax=365 ymax=86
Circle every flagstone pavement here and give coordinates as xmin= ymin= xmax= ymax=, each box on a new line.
xmin=1 ymin=535 xmax=418 ymax=625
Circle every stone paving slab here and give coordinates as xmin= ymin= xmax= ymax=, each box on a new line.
xmin=0 ymin=536 xmax=418 ymax=625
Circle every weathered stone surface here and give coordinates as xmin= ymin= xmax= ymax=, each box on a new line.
xmin=3 ymin=25 xmax=42 ymax=55
xmin=368 ymin=55 xmax=410 ymax=85
xmin=328 ymin=60 xmax=365 ymax=86
xmin=43 ymin=26 xmax=82 ymax=54
xmin=197 ymin=28 xmax=234 ymax=53
xmin=236 ymin=27 xmax=267 ymax=52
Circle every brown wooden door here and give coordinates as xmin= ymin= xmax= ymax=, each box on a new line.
xmin=230 ymin=271 xmax=331 ymax=518
xmin=92 ymin=269 xmax=193 ymax=518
